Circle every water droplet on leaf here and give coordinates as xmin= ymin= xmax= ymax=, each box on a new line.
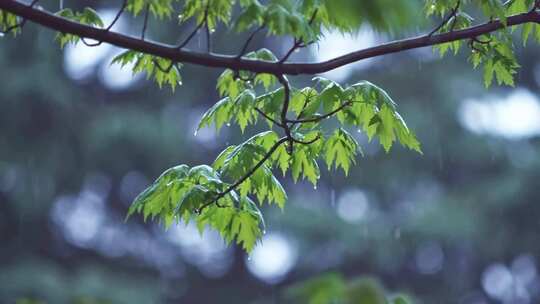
xmin=226 ymin=122 xmax=231 ymax=127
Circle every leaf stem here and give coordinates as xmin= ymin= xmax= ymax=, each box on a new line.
xmin=287 ymin=101 xmax=353 ymax=124
xmin=196 ymin=137 xmax=288 ymax=214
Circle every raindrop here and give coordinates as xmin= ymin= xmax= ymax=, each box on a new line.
xmin=178 ymin=80 xmax=183 ymax=86
xmin=193 ymin=131 xmax=198 ymax=137
xmin=262 ymin=229 xmax=267 ymax=235
xmin=330 ymin=189 xmax=336 ymax=207
xmin=226 ymin=122 xmax=231 ymax=127
xmin=294 ymin=48 xmax=300 ymax=53
xmin=357 ymin=129 xmax=361 ymax=133
xmin=178 ymin=14 xmax=184 ymax=20
xmin=313 ymin=185 xmax=317 ymax=190
xmin=210 ymin=28 xmax=216 ymax=33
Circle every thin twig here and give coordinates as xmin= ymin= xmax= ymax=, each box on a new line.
xmin=77 ymin=0 xmax=128 ymax=47
xmin=279 ymin=39 xmax=302 ymax=63
xmin=468 ymin=39 xmax=485 ymax=53
xmin=292 ymin=135 xmax=321 ymax=145
xmin=106 ymin=0 xmax=127 ymax=31
xmin=254 ymin=107 xmax=284 ymax=127
xmin=153 ymin=59 xmax=176 ymax=73
xmin=287 ymin=101 xmax=353 ymax=124
xmin=177 ymin=3 xmax=209 ymax=49
xmin=196 ymin=137 xmax=289 ymax=214
xmin=81 ymin=38 xmax=102 ymax=46
xmin=279 ymin=9 xmax=318 ymax=63
xmin=141 ymin=3 xmax=150 ymax=40
xmin=291 ymin=91 xmax=316 ymax=127
xmin=205 ymin=23 xmax=211 ymax=53
xmin=428 ymin=0 xmax=461 ymax=36
xmin=237 ymin=24 xmax=264 ymax=58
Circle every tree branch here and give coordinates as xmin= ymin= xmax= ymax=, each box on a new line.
xmin=1 ymin=1 xmax=539 ymax=75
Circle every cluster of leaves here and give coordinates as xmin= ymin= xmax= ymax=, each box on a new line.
xmin=111 ymin=50 xmax=182 ymax=90
xmin=127 ymin=0 xmax=178 ymax=19
xmin=126 ymin=164 xmax=265 ymax=252
xmin=427 ymin=0 xmax=540 ymax=87
xmin=181 ymin=0 xmax=235 ymax=30
xmin=510 ymin=0 xmax=540 ymax=44
xmin=55 ymin=8 xmax=104 ymax=47
xmin=0 ymin=9 xmax=20 ymax=35
xmin=129 ymin=45 xmax=421 ymax=251
xmin=285 ymin=273 xmax=414 ymax=304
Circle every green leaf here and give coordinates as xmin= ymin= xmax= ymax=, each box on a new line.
xmin=290 ymin=131 xmax=323 ymax=185
xmin=234 ymin=89 xmax=258 ymax=132
xmin=196 ymin=195 xmax=264 ymax=253
xmin=213 ymin=131 xmax=287 ymax=207
xmin=0 ymin=10 xmax=21 ymax=36
xmin=285 ymin=273 xmax=346 ymax=304
xmin=111 ymin=50 xmax=182 ymax=90
xmin=345 ymin=277 xmax=387 ymax=304
xmin=55 ymin=8 xmax=104 ymax=47
xmin=127 ymin=164 xmax=190 ymax=226
xmin=324 ymin=128 xmax=360 ymax=175
xmin=390 ymin=295 xmax=415 ymax=304
xmin=319 ymin=80 xmax=345 ymax=113
xmin=181 ymin=0 xmax=234 ymax=30
xmin=217 ymin=69 xmax=246 ymax=99
xmin=197 ymin=96 xmax=234 ymax=132
xmin=127 ymin=0 xmax=178 ymax=19
xmin=235 ymin=1 xmax=264 ymax=31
